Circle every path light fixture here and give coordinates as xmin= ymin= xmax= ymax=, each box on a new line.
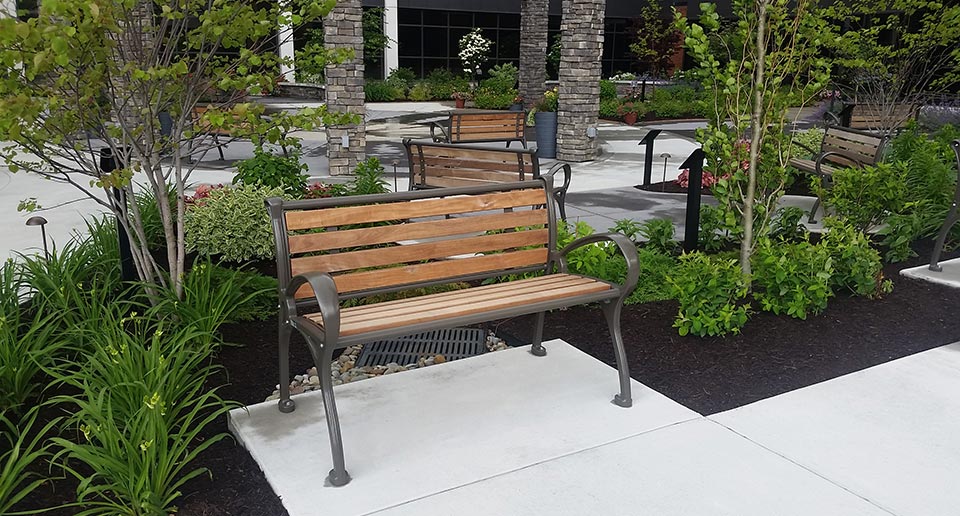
xmin=659 ymin=153 xmax=671 ymax=191
xmin=25 ymin=216 xmax=49 ymax=259
xmin=392 ymin=160 xmax=399 ymax=192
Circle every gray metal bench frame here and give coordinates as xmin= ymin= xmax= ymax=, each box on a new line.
xmin=929 ymin=139 xmax=960 ymax=271
xmin=789 ymin=125 xmax=887 ymax=223
xmin=403 ymin=138 xmax=572 ymax=220
xmin=265 ymin=175 xmax=639 ymax=487
xmin=429 ymin=110 xmax=527 ymax=148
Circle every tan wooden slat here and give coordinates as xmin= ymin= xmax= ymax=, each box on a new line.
xmin=454 ymin=121 xmax=522 ymax=129
xmin=823 ymin=137 xmax=882 ymax=158
xmin=421 ymin=176 xmax=499 ymax=188
xmin=285 ymin=188 xmax=546 ymax=230
xmin=331 ymin=280 xmax=611 ymax=336
xmin=296 ymin=248 xmax=547 ymax=296
xmin=422 ymin=167 xmax=521 ymax=183
xmin=291 ymin=229 xmax=548 ymax=274
xmin=413 ymin=146 xmax=533 ymax=162
xmin=452 ymin=113 xmax=524 ymax=122
xmin=452 ymin=126 xmax=522 ymax=136
xmin=288 ymin=209 xmax=547 ymax=254
xmin=417 ymin=156 xmax=535 ymax=173
xmin=339 ymin=276 xmax=599 ymax=324
xmin=824 ymin=129 xmax=884 ymax=146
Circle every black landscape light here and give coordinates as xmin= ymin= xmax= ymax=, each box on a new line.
xmin=25 ymin=215 xmax=49 ymax=258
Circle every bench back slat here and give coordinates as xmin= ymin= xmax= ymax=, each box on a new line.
xmin=270 ymin=182 xmax=555 ymax=299
xmin=846 ymin=103 xmax=916 ymax=131
xmin=405 ymin=140 xmax=539 ymax=190
xmin=447 ymin=112 xmax=525 ymax=143
xmin=821 ymin=127 xmax=885 ymax=165
xmin=288 ymin=209 xmax=547 ymax=254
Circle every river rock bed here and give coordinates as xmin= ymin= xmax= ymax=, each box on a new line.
xmin=266 ymin=331 xmax=509 ymax=401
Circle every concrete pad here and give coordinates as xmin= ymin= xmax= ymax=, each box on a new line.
xmin=228 ymin=340 xmax=698 ymax=516
xmin=900 ymin=258 xmax=960 ymax=289
xmin=376 ymin=419 xmax=890 ymax=516
xmin=712 ymin=343 xmax=960 ymax=516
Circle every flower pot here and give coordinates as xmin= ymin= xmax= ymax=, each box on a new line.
xmin=622 ymin=112 xmax=638 ymax=126
xmin=509 ymin=103 xmax=523 ymax=112
xmin=455 ymin=98 xmax=466 ymax=109
xmin=534 ymin=111 xmax=558 ymax=159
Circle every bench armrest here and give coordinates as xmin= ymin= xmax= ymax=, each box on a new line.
xmin=284 ymin=271 xmax=341 ymax=339
xmin=429 ymin=121 xmax=450 ymax=143
xmin=816 ymin=150 xmax=864 ymax=176
xmin=556 ymin=232 xmax=640 ymax=301
xmin=545 ymin=162 xmax=572 ymax=195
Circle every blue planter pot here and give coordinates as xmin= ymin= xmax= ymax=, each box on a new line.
xmin=535 ymin=111 xmax=558 ymax=159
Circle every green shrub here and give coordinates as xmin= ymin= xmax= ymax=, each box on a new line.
xmin=408 ymin=81 xmax=432 ymax=101
xmin=650 ymin=99 xmax=685 ymax=118
xmin=698 ymin=204 xmax=733 ymax=252
xmin=0 ymin=407 xmax=59 ymax=513
xmin=599 ymin=79 xmax=618 ymax=100
xmin=788 ymin=128 xmax=825 ymax=160
xmin=819 ymin=162 xmax=906 ymax=232
xmin=184 ymin=184 xmax=283 ymax=262
xmin=638 ymin=218 xmax=677 ymax=254
xmin=878 ymin=208 xmax=928 ymax=262
xmin=769 ymin=206 xmax=808 ymax=242
xmin=610 ymin=218 xmax=643 ymax=242
xmin=234 ymin=151 xmax=306 ymax=198
xmin=752 ymin=239 xmax=832 ymax=320
xmin=599 ymin=97 xmax=621 ymax=119
xmin=483 ymin=63 xmax=518 ymax=91
xmin=424 ymin=69 xmax=470 ymax=100
xmin=349 ymin=157 xmax=390 ymax=196
xmin=387 ymin=67 xmax=416 ymax=88
xmin=667 ymin=252 xmax=749 ymax=337
xmin=473 ymin=87 xmax=515 ymax=109
xmin=364 ymin=79 xmax=402 ymax=101
xmin=625 ymin=248 xmax=678 ymax=304
xmin=820 ymin=218 xmax=890 ymax=297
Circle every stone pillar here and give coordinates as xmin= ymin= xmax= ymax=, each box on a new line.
xmin=557 ymin=0 xmax=604 ymax=162
xmin=324 ymin=0 xmax=366 ymax=176
xmin=278 ymin=11 xmax=296 ymax=83
xmin=384 ymin=0 xmax=400 ymax=77
xmin=519 ymin=0 xmax=548 ymax=111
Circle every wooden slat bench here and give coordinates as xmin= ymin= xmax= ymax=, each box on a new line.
xmin=789 ymin=125 xmax=887 ymax=223
xmin=403 ymin=139 xmax=572 ymax=220
xmin=265 ymin=176 xmax=639 ymax=487
xmin=190 ymin=106 xmax=257 ymax=160
xmin=429 ymin=110 xmax=527 ymax=148
xmin=829 ymin=102 xmax=919 ymax=134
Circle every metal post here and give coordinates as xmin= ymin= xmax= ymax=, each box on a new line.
xmin=680 ymin=148 xmax=705 ymax=253
xmin=638 ymin=129 xmax=661 ymax=186
xmin=100 ymin=147 xmax=137 ymax=282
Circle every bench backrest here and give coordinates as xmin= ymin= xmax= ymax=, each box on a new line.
xmin=447 ymin=112 xmax=525 ymax=143
xmin=846 ymin=103 xmax=917 ymax=131
xmin=266 ymin=181 xmax=557 ymax=301
xmin=404 ymin=139 xmax=540 ymax=189
xmin=820 ymin=126 xmax=886 ymax=168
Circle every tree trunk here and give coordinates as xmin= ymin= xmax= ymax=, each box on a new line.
xmin=741 ymin=0 xmax=769 ymax=282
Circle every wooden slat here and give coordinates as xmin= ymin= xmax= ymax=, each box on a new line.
xmin=452 ymin=113 xmax=524 ymax=122
xmin=824 ymin=128 xmax=884 ymax=146
xmin=417 ymin=156 xmax=534 ymax=173
xmin=329 ymin=278 xmax=611 ymax=336
xmin=285 ymin=188 xmax=546 ymax=230
xmin=422 ymin=167 xmax=521 ymax=183
xmin=339 ymin=275 xmax=600 ymax=324
xmin=414 ymin=146 xmax=532 ymax=162
xmin=295 ymin=248 xmax=547 ymax=297
xmin=452 ymin=126 xmax=522 ymax=136
xmin=288 ymin=209 xmax=547 ymax=254
xmin=291 ymin=229 xmax=548 ymax=274
xmin=420 ymin=176 xmax=499 ymax=188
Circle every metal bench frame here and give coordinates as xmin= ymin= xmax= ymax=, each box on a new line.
xmin=403 ymin=139 xmax=572 ymax=220
xmin=265 ymin=175 xmax=639 ymax=487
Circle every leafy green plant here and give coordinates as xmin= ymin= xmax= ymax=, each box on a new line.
xmin=484 ymin=63 xmax=519 ymax=91
xmin=820 ymin=218 xmax=890 ymax=298
xmin=625 ymin=248 xmax=678 ymax=304
xmin=348 ymin=157 xmax=390 ymax=196
xmin=638 ymin=218 xmax=677 ymax=254
xmin=878 ymin=207 xmax=927 ymax=262
xmin=424 ymin=69 xmax=470 ymax=100
xmin=364 ymin=80 xmax=403 ymax=102
xmin=387 ymin=67 xmax=417 ymax=89
xmin=698 ymin=204 xmax=734 ymax=252
xmin=0 ymin=407 xmax=59 ymax=514
xmin=751 ymin=239 xmax=833 ymax=319
xmin=610 ymin=218 xmax=644 ymax=242
xmin=184 ymin=184 xmax=284 ymax=263
xmin=769 ymin=206 xmax=808 ymax=242
xmin=819 ymin=162 xmax=906 ymax=232
xmin=473 ymin=88 xmax=515 ymax=109
xmin=408 ymin=81 xmax=432 ymax=101
xmin=599 ymin=97 xmax=622 ymax=119
xmin=788 ymin=128 xmax=824 ymax=160
xmin=600 ymin=80 xmax=618 ymax=100
xmin=233 ymin=151 xmax=307 ymax=198
xmin=667 ymin=252 xmax=750 ymax=337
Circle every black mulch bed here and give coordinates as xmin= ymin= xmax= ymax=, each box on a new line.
xmin=18 ymin=243 xmax=960 ymax=515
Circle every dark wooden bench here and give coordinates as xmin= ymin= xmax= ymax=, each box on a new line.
xmin=265 ymin=177 xmax=639 ymax=487
xmin=789 ymin=125 xmax=887 ymax=223
xmin=403 ymin=139 xmax=572 ymax=220
xmin=828 ymin=102 xmax=919 ymax=134
xmin=429 ymin=110 xmax=527 ymax=148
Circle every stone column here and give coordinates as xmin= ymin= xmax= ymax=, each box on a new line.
xmin=519 ymin=0 xmax=548 ymax=111
xmin=557 ymin=0 xmax=604 ymax=162
xmin=324 ymin=0 xmax=366 ymax=176
xmin=384 ymin=0 xmax=400 ymax=77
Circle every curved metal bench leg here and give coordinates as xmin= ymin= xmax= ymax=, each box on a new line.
xmin=930 ymin=140 xmax=960 ymax=272
xmin=530 ymin=311 xmax=547 ymax=357
xmin=303 ymin=335 xmax=351 ymax=487
xmin=602 ymin=302 xmax=633 ymax=408
xmin=277 ymin=323 xmax=296 ymax=413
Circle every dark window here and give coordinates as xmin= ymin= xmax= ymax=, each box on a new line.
xmin=449 ymin=12 xmax=474 ymax=27
xmin=398 ymin=58 xmax=422 ymax=77
xmin=476 ymin=12 xmax=498 ymax=28
xmin=422 ymin=9 xmax=446 ymax=26
xmin=398 ymin=25 xmax=421 ymax=57
xmin=498 ymin=30 xmax=520 ymax=59
xmin=500 ymin=14 xmax=521 ymax=29
xmin=398 ymin=8 xmax=421 ymax=25
xmin=423 ymin=27 xmax=448 ymax=57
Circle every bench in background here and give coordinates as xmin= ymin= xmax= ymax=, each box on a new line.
xmin=828 ymin=102 xmax=919 ymax=134
xmin=789 ymin=125 xmax=887 ymax=223
xmin=403 ymin=139 xmax=571 ymax=220
xmin=264 ymin=177 xmax=639 ymax=486
xmin=429 ymin=110 xmax=527 ymax=148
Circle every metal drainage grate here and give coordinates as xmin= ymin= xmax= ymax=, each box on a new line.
xmin=355 ymin=328 xmax=487 ymax=367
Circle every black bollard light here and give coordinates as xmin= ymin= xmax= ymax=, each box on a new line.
xmin=638 ymin=129 xmax=662 ymax=186
xmin=659 ymin=153 xmax=671 ymax=192
xmin=100 ymin=147 xmax=137 ymax=282
xmin=25 ymin=216 xmax=49 ymax=259
xmin=679 ymin=148 xmax=705 ymax=253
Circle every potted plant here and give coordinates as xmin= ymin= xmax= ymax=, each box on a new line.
xmin=617 ymin=100 xmax=643 ymax=126
xmin=451 ymin=91 xmax=471 ymax=109
xmin=533 ymin=88 xmax=559 ymax=158
xmin=509 ymin=94 xmax=524 ymax=112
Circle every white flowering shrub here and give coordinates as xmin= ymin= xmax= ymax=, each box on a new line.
xmin=459 ymin=28 xmax=493 ymax=76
